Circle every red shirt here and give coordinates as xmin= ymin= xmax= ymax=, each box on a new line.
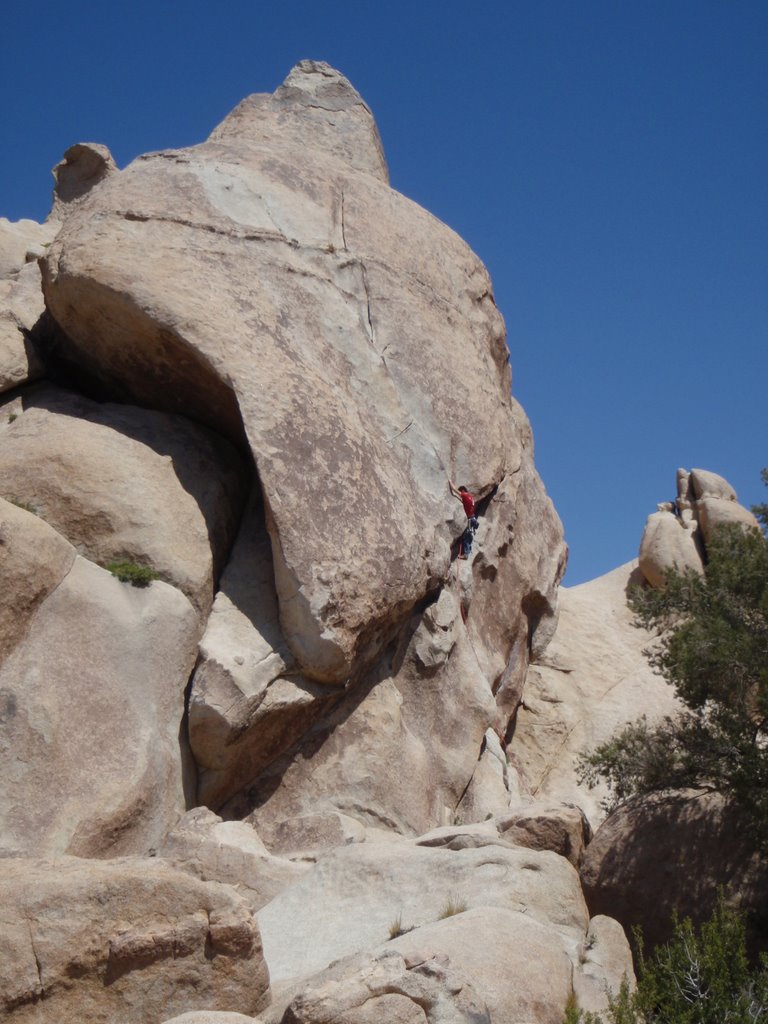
xmin=459 ymin=491 xmax=476 ymax=517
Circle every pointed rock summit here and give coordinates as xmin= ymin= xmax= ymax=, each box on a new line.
xmin=210 ymin=60 xmax=389 ymax=181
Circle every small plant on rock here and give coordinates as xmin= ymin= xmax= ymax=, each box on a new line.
xmin=7 ymin=496 xmax=39 ymax=515
xmin=387 ymin=913 xmax=414 ymax=939
xmin=439 ymin=893 xmax=467 ymax=919
xmin=105 ymin=561 xmax=160 ymax=587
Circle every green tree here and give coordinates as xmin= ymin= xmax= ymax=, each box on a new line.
xmin=578 ymin=471 xmax=768 ymax=838
xmin=567 ymin=898 xmax=768 ymax=1023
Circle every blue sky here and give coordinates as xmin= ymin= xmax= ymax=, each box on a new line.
xmin=3 ymin=1 xmax=766 ymax=583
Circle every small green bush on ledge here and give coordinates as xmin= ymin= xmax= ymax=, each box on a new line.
xmin=105 ymin=561 xmax=160 ymax=587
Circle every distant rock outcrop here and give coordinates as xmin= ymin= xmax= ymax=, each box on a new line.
xmin=510 ymin=561 xmax=681 ymax=826
xmin=638 ymin=467 xmax=759 ymax=587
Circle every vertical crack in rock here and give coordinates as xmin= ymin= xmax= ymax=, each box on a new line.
xmin=452 ymin=733 xmax=488 ymax=817
xmin=359 ymin=260 xmax=375 ymax=345
xmin=27 ymin=918 xmax=44 ymax=1000
xmin=339 ymin=189 xmax=348 ymax=251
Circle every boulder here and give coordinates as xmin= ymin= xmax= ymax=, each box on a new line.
xmin=158 ymin=807 xmax=307 ymax=909
xmin=0 ymin=384 xmax=246 ymax=616
xmin=510 ymin=561 xmax=681 ymax=826
xmin=41 ymin=61 xmax=563 ymax=700
xmin=50 ymin=142 xmax=118 ymax=217
xmin=638 ymin=509 xmax=704 ymax=588
xmin=496 ymin=801 xmax=592 ymax=866
xmin=0 ymin=261 xmax=45 ymax=392
xmin=572 ymin=915 xmax=635 ymax=1015
xmin=263 ymin=948 xmax=489 ymax=1024
xmin=689 ymin=467 xmax=738 ymax=501
xmin=581 ymin=789 xmax=768 ymax=955
xmin=638 ymin=467 xmax=760 ymax=585
xmin=695 ymin=495 xmax=760 ymax=544
xmin=0 ymin=216 xmax=57 ymax=277
xmin=0 ymin=496 xmax=76 ymax=667
xmin=0 ymin=553 xmax=199 ymax=857
xmin=386 ymin=907 xmax=579 ymax=1024
xmin=256 ymin=839 xmax=590 ymax=984
xmin=0 ymin=856 xmax=269 ymax=1024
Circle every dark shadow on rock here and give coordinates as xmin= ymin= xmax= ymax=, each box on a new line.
xmin=581 ymin=789 xmax=768 ymax=959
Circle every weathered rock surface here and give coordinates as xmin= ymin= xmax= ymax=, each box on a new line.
xmin=256 ymin=839 xmax=591 ymax=983
xmin=0 ymin=259 xmax=46 ymax=392
xmin=581 ymin=790 xmax=768 ymax=955
xmin=510 ymin=561 xmax=681 ymax=826
xmin=0 ymin=216 xmax=57 ymax=277
xmin=0 ymin=61 xmax=581 ymax=1024
xmin=158 ymin=807 xmax=307 ymax=909
xmin=638 ymin=509 xmax=704 ymax=588
xmin=0 ymin=496 xmax=76 ymax=666
xmin=41 ymin=60 xmax=564 ymax=703
xmin=0 ymin=857 xmax=269 ymax=1024
xmin=262 ymin=948 xmax=489 ymax=1024
xmin=189 ymin=490 xmax=330 ymax=808
xmin=0 ymin=384 xmax=245 ymax=615
xmin=638 ymin=467 xmax=759 ymax=586
xmin=0 ymin=552 xmax=199 ymax=857
xmin=496 ymin=801 xmax=592 ymax=866
xmin=164 ymin=1015 xmax=257 ymax=1024
xmin=386 ymin=907 xmax=581 ymax=1024
xmin=255 ymin=837 xmax=632 ymax=1022
xmin=50 ymin=142 xmax=118 ymax=217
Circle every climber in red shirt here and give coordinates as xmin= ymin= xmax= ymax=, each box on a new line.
xmin=449 ymin=480 xmax=479 ymax=559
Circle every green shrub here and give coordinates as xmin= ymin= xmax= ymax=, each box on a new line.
xmin=6 ymin=496 xmax=39 ymax=515
xmin=564 ymin=898 xmax=768 ymax=1023
xmin=105 ymin=561 xmax=160 ymax=587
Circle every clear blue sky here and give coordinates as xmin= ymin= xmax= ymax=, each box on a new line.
xmin=3 ymin=1 xmax=766 ymax=583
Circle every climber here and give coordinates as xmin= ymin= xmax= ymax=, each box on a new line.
xmin=449 ymin=480 xmax=479 ymax=559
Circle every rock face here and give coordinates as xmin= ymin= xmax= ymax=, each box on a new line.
xmin=0 ymin=857 xmax=269 ymax=1024
xmin=0 ymin=218 xmax=54 ymax=392
xmin=255 ymin=835 xmax=633 ymax=1020
xmin=0 ymin=384 xmax=245 ymax=616
xmin=40 ymin=59 xmax=565 ymax=827
xmin=0 ymin=62 xmax=600 ymax=1024
xmin=258 ymin=838 xmax=593 ymax=982
xmin=0 ymin=547 xmax=199 ymax=857
xmin=638 ymin=467 xmax=759 ymax=586
xmin=510 ymin=561 xmax=681 ymax=825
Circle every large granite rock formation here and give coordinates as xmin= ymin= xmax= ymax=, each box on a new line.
xmin=40 ymin=59 xmax=566 ymax=828
xmin=0 ymin=61 xmax=623 ymax=1024
xmin=638 ymin=467 xmax=759 ymax=587
xmin=0 ymin=857 xmax=269 ymax=1023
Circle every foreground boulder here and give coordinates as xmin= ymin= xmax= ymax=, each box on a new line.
xmin=0 ymin=857 xmax=269 ymax=1024
xmin=0 ymin=532 xmax=199 ymax=857
xmin=581 ymin=789 xmax=768 ymax=955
